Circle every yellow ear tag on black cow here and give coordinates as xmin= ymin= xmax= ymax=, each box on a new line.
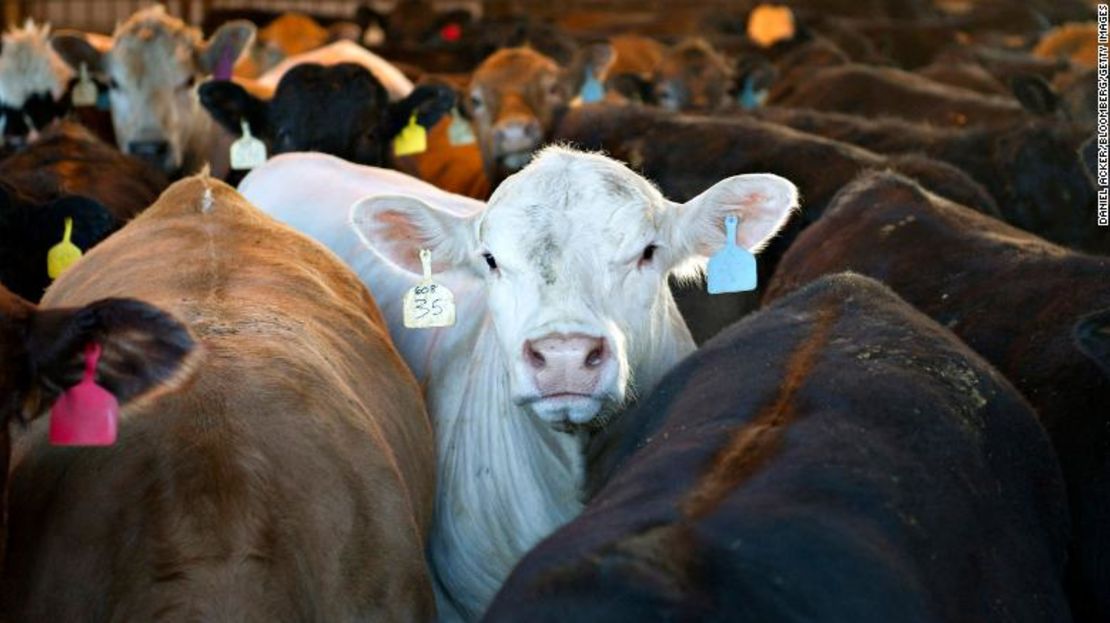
xmin=707 ymin=215 xmax=757 ymax=294
xmin=47 ymin=217 xmax=83 ymax=280
xmin=403 ymin=249 xmax=456 ymax=329
xmin=230 ymin=120 xmax=267 ymax=170
xmin=71 ymin=63 xmax=97 ymax=108
xmin=447 ymin=107 xmax=476 ymax=146
xmin=393 ymin=113 xmax=428 ymax=157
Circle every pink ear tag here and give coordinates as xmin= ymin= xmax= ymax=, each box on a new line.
xmin=49 ymin=342 xmax=118 ymax=446
xmin=213 ymin=44 xmax=236 ymax=81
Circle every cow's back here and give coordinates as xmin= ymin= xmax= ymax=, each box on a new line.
xmin=3 ymin=177 xmax=436 ymax=622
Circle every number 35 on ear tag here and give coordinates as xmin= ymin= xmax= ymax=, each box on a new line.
xmin=707 ymin=215 xmax=758 ymax=294
xmin=404 ymin=249 xmax=456 ymax=329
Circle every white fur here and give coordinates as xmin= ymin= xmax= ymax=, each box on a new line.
xmin=238 ymin=149 xmax=797 ymax=621
xmin=0 ymin=20 xmax=72 ymax=108
xmin=257 ymin=40 xmax=413 ymax=101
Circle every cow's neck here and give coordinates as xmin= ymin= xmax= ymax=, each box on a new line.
xmin=424 ymin=286 xmax=694 ymax=621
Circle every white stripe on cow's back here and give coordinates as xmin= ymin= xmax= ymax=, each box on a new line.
xmin=257 ymin=40 xmax=414 ymax=102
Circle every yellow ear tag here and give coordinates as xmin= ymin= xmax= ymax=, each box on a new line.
xmin=748 ymin=4 xmax=796 ymax=48
xmin=230 ymin=120 xmax=267 ymax=170
xmin=393 ymin=113 xmax=428 ymax=157
xmin=403 ymin=249 xmax=456 ymax=329
xmin=72 ymin=62 xmax=98 ymax=107
xmin=47 ymin=217 xmax=83 ymax=280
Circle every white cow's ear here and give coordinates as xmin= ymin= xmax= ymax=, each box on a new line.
xmin=666 ymin=173 xmax=798 ymax=260
xmin=196 ymin=20 xmax=256 ymax=75
xmin=350 ymin=195 xmax=475 ymax=275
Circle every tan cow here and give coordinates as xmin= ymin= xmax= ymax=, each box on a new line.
xmin=2 ymin=175 xmax=437 ymax=621
xmin=51 ymin=5 xmax=255 ymax=178
xmin=465 ymin=35 xmax=666 ymax=185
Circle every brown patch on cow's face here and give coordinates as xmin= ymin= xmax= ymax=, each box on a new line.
xmin=682 ymin=303 xmax=838 ymax=520
xmin=466 ymin=47 xmax=570 ymax=183
xmin=654 ymin=39 xmax=734 ymax=113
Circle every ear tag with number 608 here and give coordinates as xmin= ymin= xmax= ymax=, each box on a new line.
xmin=707 ymin=215 xmax=757 ymax=294
xmin=230 ymin=120 xmax=267 ymax=170
xmin=71 ymin=62 xmax=98 ymax=107
xmin=403 ymin=249 xmax=456 ymax=329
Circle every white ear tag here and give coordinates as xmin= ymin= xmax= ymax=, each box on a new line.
xmin=403 ymin=249 xmax=456 ymax=329
xmin=447 ymin=107 xmax=476 ymax=145
xmin=72 ymin=63 xmax=98 ymax=107
xmin=230 ymin=120 xmax=267 ymax=170
xmin=707 ymin=215 xmax=758 ymax=294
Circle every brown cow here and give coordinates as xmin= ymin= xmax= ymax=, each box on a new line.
xmin=465 ymin=36 xmax=666 ymax=184
xmin=653 ymin=38 xmax=736 ymax=113
xmin=765 ymin=171 xmax=1110 ymax=621
xmin=2 ymin=175 xmax=437 ymax=621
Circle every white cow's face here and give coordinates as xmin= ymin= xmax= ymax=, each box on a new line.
xmin=51 ymin=6 xmax=253 ymax=174
xmin=353 ymin=147 xmax=796 ymax=430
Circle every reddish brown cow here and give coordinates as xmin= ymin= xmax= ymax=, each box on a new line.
xmin=2 ymin=175 xmax=437 ymax=621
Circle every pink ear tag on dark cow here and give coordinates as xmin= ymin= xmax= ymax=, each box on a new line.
xmin=707 ymin=215 xmax=757 ymax=294
xmin=49 ymin=342 xmax=119 ymax=447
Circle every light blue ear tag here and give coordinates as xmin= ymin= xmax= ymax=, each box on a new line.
xmin=739 ymin=76 xmax=769 ymax=110
xmin=580 ymin=71 xmax=605 ymax=103
xmin=707 ymin=215 xmax=757 ymax=294
xmin=447 ymin=107 xmax=476 ymax=146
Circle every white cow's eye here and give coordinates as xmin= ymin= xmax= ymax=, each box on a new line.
xmin=470 ymin=93 xmax=483 ymax=110
xmin=482 ymin=252 xmax=498 ymax=272
xmin=639 ymin=243 xmax=658 ymax=267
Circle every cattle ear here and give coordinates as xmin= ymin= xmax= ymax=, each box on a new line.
xmin=1075 ymin=309 xmax=1110 ymax=380
xmin=198 ymin=79 xmax=269 ymax=137
xmin=350 ymin=195 xmax=476 ymax=275
xmin=196 ymin=20 xmax=256 ymax=75
xmin=387 ymin=84 xmax=457 ymax=137
xmin=1011 ymin=74 xmax=1058 ymax=116
xmin=24 ymin=298 xmax=196 ymax=420
xmin=666 ymin=173 xmax=798 ymax=260
xmin=50 ymin=31 xmax=104 ymax=74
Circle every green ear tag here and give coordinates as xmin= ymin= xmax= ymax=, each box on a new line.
xmin=47 ymin=217 xmax=83 ymax=279
xmin=72 ymin=62 xmax=98 ymax=107
xmin=230 ymin=120 xmax=267 ymax=170
xmin=707 ymin=215 xmax=757 ymax=294
xmin=447 ymin=108 xmax=476 ymax=146
xmin=394 ymin=113 xmax=428 ymax=156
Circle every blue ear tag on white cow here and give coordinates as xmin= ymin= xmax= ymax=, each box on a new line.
xmin=403 ymin=249 xmax=456 ymax=329
xmin=707 ymin=215 xmax=757 ymax=294
xmin=71 ymin=63 xmax=97 ymax=108
xmin=579 ymin=71 xmax=605 ymax=104
xmin=230 ymin=120 xmax=267 ymax=170
xmin=394 ymin=113 xmax=428 ymax=157
xmin=447 ymin=107 xmax=476 ymax=146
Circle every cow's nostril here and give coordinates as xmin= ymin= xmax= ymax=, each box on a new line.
xmin=585 ymin=347 xmax=604 ymax=368
xmin=525 ymin=342 xmax=547 ymax=369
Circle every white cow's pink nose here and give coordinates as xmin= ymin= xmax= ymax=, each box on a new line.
xmin=524 ymin=334 xmax=610 ymax=396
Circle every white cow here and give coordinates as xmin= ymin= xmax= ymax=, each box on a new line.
xmin=51 ymin=5 xmax=255 ymax=177
xmin=0 ymin=20 xmax=73 ymax=147
xmin=256 ymin=40 xmax=413 ymax=101
xmin=239 ymin=149 xmax=797 ymax=621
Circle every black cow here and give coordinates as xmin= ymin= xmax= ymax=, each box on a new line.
xmin=766 ymin=172 xmax=1110 ymax=622
xmin=0 ymin=122 xmax=168 ymax=302
xmin=199 ymin=62 xmax=455 ymax=169
xmin=747 ymin=106 xmax=1102 ymax=253
xmin=485 ymin=273 xmax=1070 ymax=623
xmin=555 ymin=104 xmax=996 ymax=343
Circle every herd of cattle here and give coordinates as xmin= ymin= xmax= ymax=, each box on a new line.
xmin=0 ymin=0 xmax=1105 ymax=621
